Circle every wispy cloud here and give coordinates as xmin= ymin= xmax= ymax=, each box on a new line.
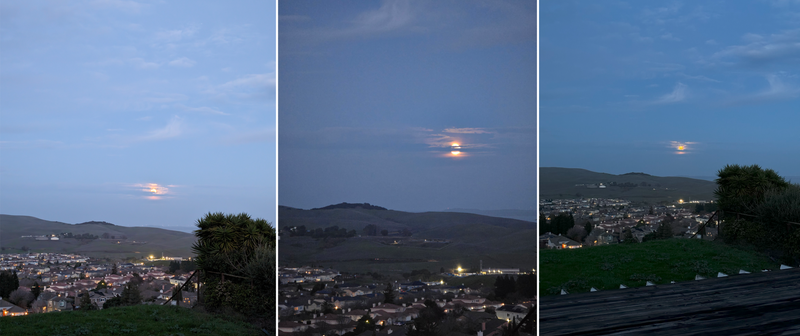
xmin=155 ymin=26 xmax=198 ymax=42
xmin=344 ymin=0 xmax=415 ymax=37
xmin=206 ymin=73 xmax=276 ymax=100
xmin=138 ymin=116 xmax=183 ymax=142
xmin=130 ymin=58 xmax=160 ymax=69
xmin=654 ymin=82 xmax=688 ymax=104
xmin=712 ymin=28 xmax=800 ymax=67
xmin=728 ymin=72 xmax=800 ymax=104
xmin=208 ymin=28 xmax=244 ymax=45
xmin=284 ymin=0 xmax=421 ymax=43
xmin=128 ymin=183 xmax=177 ymax=200
xmin=679 ymin=73 xmax=721 ymax=83
xmin=660 ymin=33 xmax=681 ymax=41
xmin=168 ymin=57 xmax=196 ymax=67
xmin=442 ymin=127 xmax=493 ymax=134
xmin=416 ymin=127 xmax=495 ymax=150
xmin=174 ymin=104 xmax=227 ymax=115
xmin=91 ymin=0 xmax=144 ymax=13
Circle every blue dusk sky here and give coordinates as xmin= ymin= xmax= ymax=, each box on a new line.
xmin=1 ymin=1 xmax=276 ymax=232
xmin=541 ymin=1 xmax=800 ymax=181
xmin=279 ymin=0 xmax=536 ymax=212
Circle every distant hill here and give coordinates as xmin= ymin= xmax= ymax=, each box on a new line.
xmin=0 ymin=215 xmax=196 ymax=259
xmin=311 ymin=202 xmax=388 ymax=211
xmin=279 ymin=206 xmax=536 ymax=275
xmin=540 ymin=167 xmax=717 ymax=203
xmin=441 ymin=208 xmax=537 ymax=223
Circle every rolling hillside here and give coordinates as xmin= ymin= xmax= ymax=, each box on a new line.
xmin=0 ymin=215 xmax=196 ymax=258
xmin=540 ymin=167 xmax=717 ymax=203
xmin=278 ymin=205 xmax=536 ymax=275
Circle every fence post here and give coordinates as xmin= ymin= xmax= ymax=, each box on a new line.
xmin=197 ymin=271 xmax=201 ymax=304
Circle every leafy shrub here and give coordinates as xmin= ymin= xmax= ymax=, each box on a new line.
xmin=715 ymin=165 xmax=800 ymax=262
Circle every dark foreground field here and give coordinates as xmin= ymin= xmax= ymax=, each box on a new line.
xmin=0 ymin=305 xmax=262 ymax=336
xmin=540 ymin=239 xmax=778 ymax=294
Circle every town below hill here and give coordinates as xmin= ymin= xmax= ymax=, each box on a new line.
xmin=539 ymin=197 xmax=718 ymax=248
xmin=278 ymin=266 xmax=535 ymax=335
xmin=0 ymin=252 xmax=198 ymax=317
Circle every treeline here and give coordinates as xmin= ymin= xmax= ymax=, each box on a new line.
xmin=694 ymin=203 xmax=719 ymax=213
xmin=363 ymin=224 xmax=412 ymax=237
xmin=60 ymin=232 xmax=100 ymax=239
xmin=100 ymin=232 xmax=128 ymax=240
xmin=401 ymin=269 xmax=434 ymax=280
xmin=493 ymin=274 xmax=537 ymax=300
xmin=539 ymin=212 xmax=575 ymax=236
xmin=607 ymin=181 xmax=652 ymax=188
xmin=168 ymin=260 xmax=197 ymax=274
xmin=283 ymin=225 xmax=357 ymax=238
xmin=0 ymin=270 xmax=20 ymax=299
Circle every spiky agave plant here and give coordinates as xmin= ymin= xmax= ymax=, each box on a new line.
xmin=193 ymin=212 xmax=274 ymax=275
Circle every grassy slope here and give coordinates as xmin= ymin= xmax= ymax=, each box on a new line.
xmin=0 ymin=215 xmax=196 ymax=258
xmin=540 ymin=239 xmax=778 ymax=295
xmin=539 ymin=167 xmax=716 ymax=203
xmin=0 ymin=305 xmax=261 ymax=336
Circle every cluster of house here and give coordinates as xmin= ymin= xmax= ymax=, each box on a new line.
xmin=279 ymin=267 xmax=533 ymax=336
xmin=1 ymin=253 xmax=88 ymax=270
xmin=280 ymin=266 xmax=340 ymax=284
xmin=539 ymin=198 xmax=719 ymax=248
xmin=280 ymin=295 xmax=532 ymax=336
xmin=0 ymin=253 xmax=197 ymax=316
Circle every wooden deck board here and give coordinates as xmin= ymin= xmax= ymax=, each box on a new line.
xmin=540 ymin=268 xmax=800 ymax=335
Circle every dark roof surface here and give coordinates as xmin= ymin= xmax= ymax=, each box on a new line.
xmin=540 ymin=267 xmax=800 ymax=335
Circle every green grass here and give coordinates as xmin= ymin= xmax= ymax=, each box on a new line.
xmin=540 ymin=239 xmax=778 ymax=295
xmin=0 ymin=305 xmax=262 ymax=336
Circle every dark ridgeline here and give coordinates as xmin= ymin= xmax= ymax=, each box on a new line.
xmin=539 ymin=167 xmax=717 ymax=202
xmin=311 ymin=202 xmax=389 ymax=211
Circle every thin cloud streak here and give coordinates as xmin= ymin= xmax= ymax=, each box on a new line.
xmin=654 ymin=83 xmax=688 ymax=104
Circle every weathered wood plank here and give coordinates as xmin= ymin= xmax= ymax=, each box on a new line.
xmin=540 ymin=268 xmax=800 ymax=335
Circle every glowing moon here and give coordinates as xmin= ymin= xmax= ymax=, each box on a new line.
xmin=669 ymin=141 xmax=697 ymax=154
xmin=139 ymin=183 xmax=169 ymax=197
